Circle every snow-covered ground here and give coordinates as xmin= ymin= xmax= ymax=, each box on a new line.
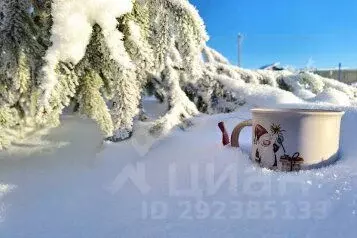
xmin=0 ymin=98 xmax=357 ymax=238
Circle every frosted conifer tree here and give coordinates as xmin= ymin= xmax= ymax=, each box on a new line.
xmin=0 ymin=0 xmax=45 ymax=148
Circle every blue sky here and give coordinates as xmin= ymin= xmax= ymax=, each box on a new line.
xmin=190 ymin=0 xmax=357 ymax=69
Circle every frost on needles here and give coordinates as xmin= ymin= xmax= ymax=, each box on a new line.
xmin=0 ymin=0 xmax=357 ymax=149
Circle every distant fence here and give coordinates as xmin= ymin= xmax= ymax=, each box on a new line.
xmin=314 ymin=69 xmax=357 ymax=85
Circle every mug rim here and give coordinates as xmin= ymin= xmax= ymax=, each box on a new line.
xmin=251 ymin=108 xmax=344 ymax=115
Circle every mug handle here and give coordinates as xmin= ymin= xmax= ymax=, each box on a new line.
xmin=231 ymin=119 xmax=253 ymax=147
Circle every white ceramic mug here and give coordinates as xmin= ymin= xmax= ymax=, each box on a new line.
xmin=231 ymin=108 xmax=345 ymax=171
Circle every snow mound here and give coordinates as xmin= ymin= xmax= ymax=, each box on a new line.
xmin=201 ymin=56 xmax=357 ymax=114
xmin=0 ymin=116 xmax=104 ymax=160
xmin=217 ymin=75 xmax=304 ymax=107
xmin=311 ymin=88 xmax=351 ymax=106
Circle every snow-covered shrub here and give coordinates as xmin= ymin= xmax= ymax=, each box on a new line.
xmin=276 ymin=76 xmax=293 ymax=92
xmin=195 ymin=54 xmax=356 ymax=113
xmin=299 ymin=72 xmax=325 ymax=94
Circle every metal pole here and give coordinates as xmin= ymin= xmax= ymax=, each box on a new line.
xmin=338 ymin=63 xmax=342 ymax=81
xmin=238 ymin=33 xmax=242 ymax=67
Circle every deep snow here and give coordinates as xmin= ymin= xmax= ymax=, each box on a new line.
xmin=0 ymin=99 xmax=357 ymax=238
